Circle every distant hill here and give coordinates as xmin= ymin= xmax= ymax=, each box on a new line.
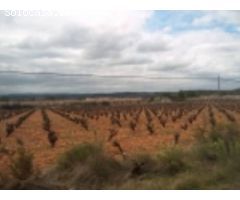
xmin=1 ymin=89 xmax=240 ymax=101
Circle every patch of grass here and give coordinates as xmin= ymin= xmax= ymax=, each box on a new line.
xmin=173 ymin=174 xmax=203 ymax=190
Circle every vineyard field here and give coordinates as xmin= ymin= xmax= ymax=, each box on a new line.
xmin=1 ymin=99 xmax=240 ymax=175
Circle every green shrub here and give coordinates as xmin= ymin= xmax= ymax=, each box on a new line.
xmin=10 ymin=147 xmax=33 ymax=180
xmin=87 ymin=154 xmax=125 ymax=182
xmin=130 ymin=153 xmax=157 ymax=177
xmin=55 ymin=142 xmax=128 ymax=188
xmin=209 ymin=124 xmax=240 ymax=143
xmin=57 ymin=143 xmax=102 ymax=170
xmin=157 ymin=147 xmax=187 ymax=175
xmin=194 ymin=141 xmax=227 ymax=162
xmin=193 ymin=123 xmax=240 ymax=162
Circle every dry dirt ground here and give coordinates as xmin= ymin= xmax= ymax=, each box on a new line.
xmin=0 ymin=103 xmax=238 ymax=175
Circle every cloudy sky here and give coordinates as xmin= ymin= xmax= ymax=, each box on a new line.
xmin=0 ymin=10 xmax=240 ymax=94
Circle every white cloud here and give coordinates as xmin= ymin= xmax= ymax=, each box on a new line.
xmin=0 ymin=10 xmax=240 ymax=93
xmin=192 ymin=14 xmax=215 ymax=26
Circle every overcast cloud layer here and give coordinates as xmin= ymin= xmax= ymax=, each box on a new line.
xmin=0 ymin=10 xmax=240 ymax=94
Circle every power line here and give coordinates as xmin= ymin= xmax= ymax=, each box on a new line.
xmin=0 ymin=70 xmax=94 ymax=77
xmin=1 ymin=70 xmax=240 ymax=91
xmin=218 ymin=75 xmax=221 ymax=91
xmin=0 ymin=70 xmax=238 ymax=80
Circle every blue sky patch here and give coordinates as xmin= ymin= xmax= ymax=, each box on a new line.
xmin=145 ymin=11 xmax=240 ymax=34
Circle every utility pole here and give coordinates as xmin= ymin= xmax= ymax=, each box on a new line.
xmin=217 ymin=75 xmax=221 ymax=91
